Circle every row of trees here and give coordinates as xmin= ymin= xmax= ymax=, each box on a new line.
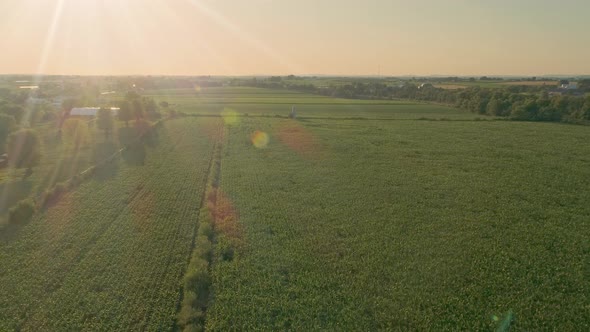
xmin=0 ymin=96 xmax=56 ymax=152
xmin=452 ymin=88 xmax=590 ymax=122
xmin=116 ymin=91 xmax=161 ymax=126
xmin=0 ymin=89 xmax=45 ymax=177
xmin=58 ymin=91 xmax=163 ymax=142
xmin=238 ymin=78 xmax=590 ymax=123
xmin=0 ymin=91 xmax=166 ymax=179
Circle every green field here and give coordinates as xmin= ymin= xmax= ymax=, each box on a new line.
xmin=210 ymin=117 xmax=589 ymax=330
xmin=1 ymin=87 xmax=588 ymax=330
xmin=0 ymin=118 xmax=218 ymax=330
xmin=145 ymin=87 xmax=482 ymax=120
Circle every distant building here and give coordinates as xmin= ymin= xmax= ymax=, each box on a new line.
xmin=69 ymin=107 xmax=119 ymax=117
xmin=559 ymin=82 xmax=578 ymax=90
xmin=419 ymin=83 xmax=433 ymax=89
xmin=549 ymin=81 xmax=584 ymax=96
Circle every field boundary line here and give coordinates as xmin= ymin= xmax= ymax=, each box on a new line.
xmin=174 ymin=118 xmax=224 ymax=331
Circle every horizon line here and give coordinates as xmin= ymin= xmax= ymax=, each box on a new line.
xmin=1 ymin=73 xmax=589 ymax=78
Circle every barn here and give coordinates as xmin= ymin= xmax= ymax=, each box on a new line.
xmin=70 ymin=107 xmax=119 ymax=116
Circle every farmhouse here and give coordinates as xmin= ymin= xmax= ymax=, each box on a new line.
xmin=69 ymin=107 xmax=119 ymax=116
xmin=550 ymin=81 xmax=583 ymax=96
xmin=559 ymin=82 xmax=578 ymax=90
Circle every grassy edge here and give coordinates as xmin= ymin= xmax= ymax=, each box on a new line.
xmin=176 ymin=120 xmax=223 ymax=332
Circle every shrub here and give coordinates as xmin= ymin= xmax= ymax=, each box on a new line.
xmin=183 ymin=258 xmax=210 ymax=308
xmin=177 ymin=291 xmax=204 ymax=327
xmin=8 ymin=199 xmax=36 ymax=225
xmin=198 ymin=221 xmax=213 ymax=240
xmin=194 ymin=235 xmax=212 ymax=261
xmin=177 ymin=259 xmax=209 ymax=331
xmin=217 ymin=236 xmax=235 ymax=262
xmin=182 ymin=323 xmax=202 ymax=332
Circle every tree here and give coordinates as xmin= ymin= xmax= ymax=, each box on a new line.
xmin=97 ymin=108 xmax=115 ymax=140
xmin=7 ymin=129 xmax=42 ymax=176
xmin=511 ymin=99 xmax=538 ymax=121
xmin=143 ymin=98 xmax=161 ymax=120
xmin=538 ymin=106 xmax=561 ymax=122
xmin=132 ymin=99 xmax=144 ymax=123
xmin=486 ymin=98 xmax=502 ymax=116
xmin=143 ymin=98 xmax=158 ymax=113
xmin=125 ymin=91 xmax=141 ymax=101
xmin=0 ymin=114 xmax=16 ymax=152
xmin=159 ymin=101 xmax=169 ymax=108
xmin=118 ymin=100 xmax=133 ymax=126
xmin=580 ymin=97 xmax=590 ymax=120
xmin=1 ymin=104 xmax=24 ymax=123
xmin=61 ymin=98 xmax=78 ymax=112
xmin=551 ymin=95 xmax=570 ymax=114
xmin=578 ymin=79 xmax=590 ymax=92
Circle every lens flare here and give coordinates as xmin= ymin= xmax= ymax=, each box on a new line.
xmin=221 ymin=108 xmax=239 ymax=126
xmin=251 ymin=131 xmax=269 ymax=148
xmin=274 ymin=120 xmax=324 ymax=160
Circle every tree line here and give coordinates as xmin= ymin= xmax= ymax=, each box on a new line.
xmin=236 ymin=78 xmax=590 ymax=124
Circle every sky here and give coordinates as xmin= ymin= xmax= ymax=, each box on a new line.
xmin=0 ymin=0 xmax=589 ymax=76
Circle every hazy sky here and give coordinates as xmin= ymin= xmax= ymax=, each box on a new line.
xmin=0 ymin=0 xmax=589 ymax=76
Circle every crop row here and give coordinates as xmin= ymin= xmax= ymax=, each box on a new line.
xmin=205 ymin=117 xmax=590 ymax=330
xmin=177 ymin=122 xmax=243 ymax=331
xmin=0 ymin=118 xmax=218 ymax=331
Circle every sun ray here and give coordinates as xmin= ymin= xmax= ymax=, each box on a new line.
xmin=157 ymin=0 xmax=234 ymax=75
xmin=35 ymin=0 xmax=65 ymax=78
xmin=143 ymin=0 xmax=236 ymax=99
xmin=184 ymin=0 xmax=305 ymax=74
xmin=19 ymin=0 xmax=66 ymax=128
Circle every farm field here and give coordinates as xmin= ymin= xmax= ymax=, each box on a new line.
xmin=2 ymin=0 xmax=590 ymax=329
xmin=208 ymin=115 xmax=590 ymax=330
xmin=0 ymin=87 xmax=588 ymax=330
xmin=0 ymin=118 xmax=219 ymax=330
xmin=145 ymin=87 xmax=481 ymax=120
